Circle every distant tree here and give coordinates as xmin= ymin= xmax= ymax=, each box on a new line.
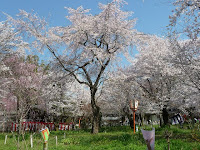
xmin=169 ymin=0 xmax=200 ymax=39
xmin=0 ymin=21 xmax=29 ymax=133
xmin=126 ymin=34 xmax=200 ymax=120
xmin=168 ymin=38 xmax=200 ymax=115
xmin=169 ymin=0 xmax=200 ymax=115
xmin=2 ymin=55 xmax=46 ymax=133
xmin=0 ymin=20 xmax=28 ymax=102
xmin=0 ymin=20 xmax=28 ymax=60
xmin=99 ymin=69 xmax=136 ymax=128
xmin=43 ymin=71 xmax=90 ymax=122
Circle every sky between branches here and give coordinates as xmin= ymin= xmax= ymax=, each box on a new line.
xmin=1 ymin=0 xmax=174 ymax=36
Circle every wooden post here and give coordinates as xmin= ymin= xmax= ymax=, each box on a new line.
xmin=133 ymin=110 xmax=135 ymax=134
xmin=30 ymin=134 xmax=33 ymax=148
xmin=56 ymin=136 xmax=58 ymax=147
xmin=43 ymin=142 xmax=48 ymax=150
xmin=17 ymin=136 xmax=20 ymax=149
xmin=167 ymin=137 xmax=170 ymax=150
xmin=79 ymin=118 xmax=81 ymax=128
xmin=4 ymin=135 xmax=7 ymax=144
xmin=64 ymin=133 xmax=66 ymax=139
xmin=164 ymin=130 xmax=172 ymax=150
xmin=130 ymin=100 xmax=138 ymax=134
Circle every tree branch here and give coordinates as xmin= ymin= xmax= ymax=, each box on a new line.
xmin=46 ymin=44 xmax=89 ymax=86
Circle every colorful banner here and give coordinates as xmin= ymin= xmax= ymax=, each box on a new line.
xmin=40 ymin=127 xmax=50 ymax=142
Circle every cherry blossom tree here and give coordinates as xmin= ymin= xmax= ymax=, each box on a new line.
xmin=167 ymin=0 xmax=200 ymax=115
xmin=0 ymin=20 xmax=28 ymax=102
xmin=101 ymin=66 xmax=168 ymax=126
xmin=122 ymin=35 xmax=188 ymax=125
xmin=1 ymin=55 xmax=46 ymax=133
xmin=99 ymin=69 xmax=138 ymax=127
xmin=0 ymin=20 xmax=28 ymax=60
xmin=168 ymin=38 xmax=200 ymax=114
xmin=126 ymin=32 xmax=200 ymax=123
xmin=169 ymin=0 xmax=200 ymax=39
xmin=8 ymin=0 xmax=138 ymax=133
xmin=0 ymin=20 xmax=29 ymax=132
xmin=168 ymin=0 xmax=200 ymax=117
xmin=42 ymin=70 xmax=90 ymax=122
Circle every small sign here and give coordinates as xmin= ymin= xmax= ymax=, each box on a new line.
xmin=40 ymin=127 xmax=50 ymax=142
xmin=135 ymin=100 xmax=138 ymax=109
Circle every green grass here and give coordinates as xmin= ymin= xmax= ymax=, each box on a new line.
xmin=0 ymin=125 xmax=199 ymax=150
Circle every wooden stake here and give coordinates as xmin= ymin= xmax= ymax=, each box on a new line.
xmin=30 ymin=134 xmax=33 ymax=148
xmin=79 ymin=118 xmax=81 ymax=128
xmin=4 ymin=135 xmax=7 ymax=144
xmin=133 ymin=110 xmax=135 ymax=134
xmin=17 ymin=136 xmax=20 ymax=149
xmin=56 ymin=136 xmax=58 ymax=147
xmin=64 ymin=133 xmax=66 ymax=139
xmin=43 ymin=142 xmax=48 ymax=150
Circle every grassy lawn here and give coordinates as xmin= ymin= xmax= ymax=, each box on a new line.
xmin=0 ymin=125 xmax=199 ymax=150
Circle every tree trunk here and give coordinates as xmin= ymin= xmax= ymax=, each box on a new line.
xmin=124 ymin=111 xmax=133 ymax=128
xmin=128 ymin=115 xmax=133 ymax=129
xmin=90 ymin=87 xmax=101 ymax=134
xmin=123 ymin=106 xmax=133 ymax=128
xmin=92 ymin=109 xmax=101 ymax=134
xmin=162 ymin=108 xmax=169 ymax=126
xmin=140 ymin=113 xmax=145 ymax=126
xmin=16 ymin=98 xmax=21 ymax=135
xmin=159 ymin=114 xmax=164 ymax=127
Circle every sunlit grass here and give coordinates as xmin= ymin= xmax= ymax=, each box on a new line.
xmin=0 ymin=125 xmax=199 ymax=150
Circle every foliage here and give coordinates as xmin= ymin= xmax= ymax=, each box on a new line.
xmin=1 ymin=55 xmax=47 ymax=124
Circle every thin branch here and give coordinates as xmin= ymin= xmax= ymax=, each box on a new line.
xmin=46 ymin=44 xmax=89 ymax=86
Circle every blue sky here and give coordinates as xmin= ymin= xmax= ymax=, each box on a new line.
xmin=0 ymin=0 xmax=175 ymax=65
xmin=1 ymin=0 xmax=174 ymax=36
